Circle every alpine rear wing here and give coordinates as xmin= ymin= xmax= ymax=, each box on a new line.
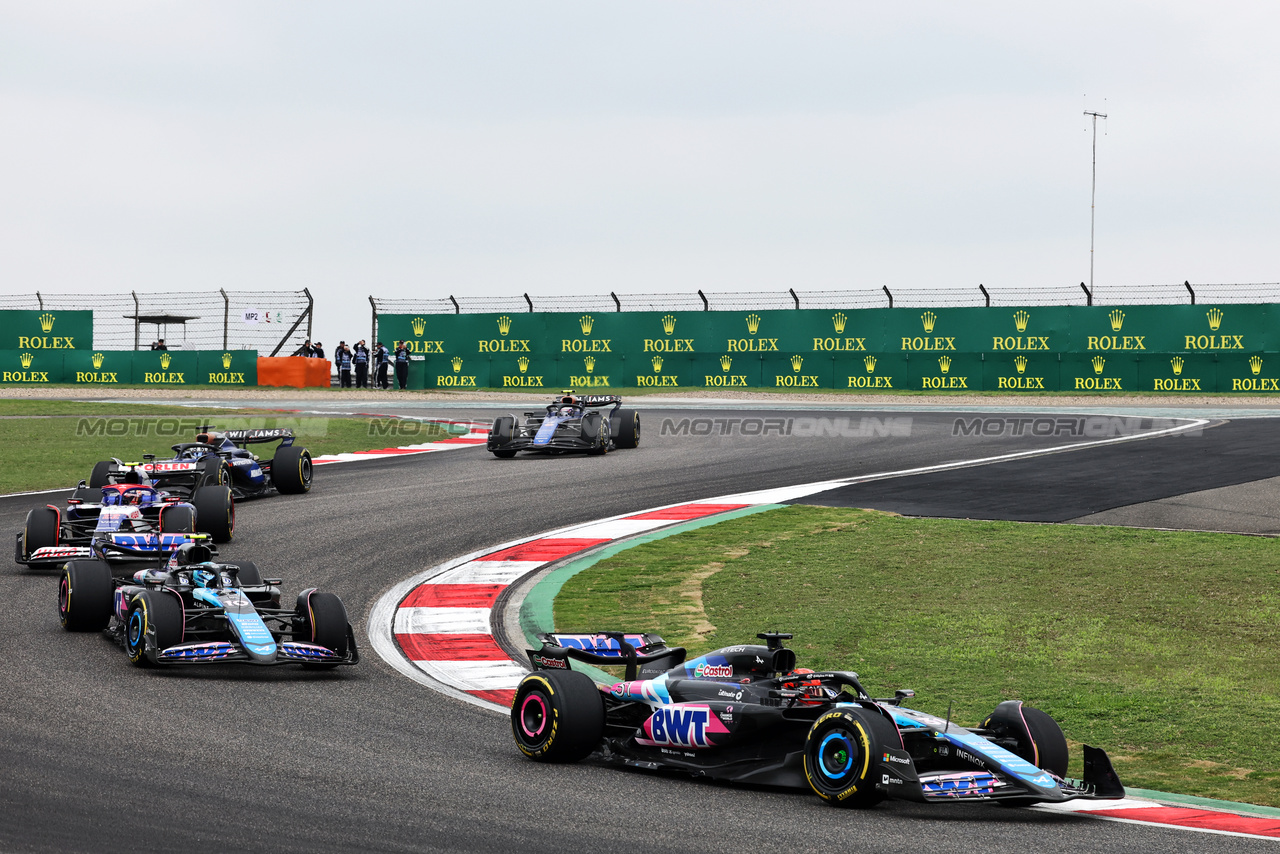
xmin=528 ymin=631 xmax=686 ymax=681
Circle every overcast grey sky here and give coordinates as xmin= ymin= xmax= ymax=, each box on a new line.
xmin=3 ymin=2 xmax=1277 ymax=348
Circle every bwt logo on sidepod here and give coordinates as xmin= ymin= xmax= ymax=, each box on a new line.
xmin=641 ymin=705 xmax=727 ymax=748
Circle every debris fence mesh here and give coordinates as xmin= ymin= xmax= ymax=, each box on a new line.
xmin=0 ymin=290 xmax=312 ymax=353
xmin=371 ymin=282 xmax=1280 ymax=315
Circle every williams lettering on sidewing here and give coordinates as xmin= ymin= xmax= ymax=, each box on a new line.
xmin=488 ymin=393 xmax=641 ymax=458
xmin=512 ymin=632 xmax=1124 ymax=809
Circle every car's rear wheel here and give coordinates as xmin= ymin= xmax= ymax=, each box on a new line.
xmin=271 ymin=445 xmax=312 ymax=494
xmin=511 ymin=669 xmax=604 ymax=762
xmin=59 ymin=559 xmax=114 ymax=632
xmin=583 ymin=413 xmax=608 ymax=456
xmin=125 ymin=590 xmax=183 ymax=666
xmin=612 ymin=409 xmax=640 ymax=449
xmin=191 ymin=485 xmax=234 ymax=543
xmin=89 ymin=460 xmax=114 ymax=488
xmin=201 ymin=456 xmax=228 ymax=486
xmin=983 ymin=701 xmax=1068 ymax=777
xmin=491 ymin=416 xmax=515 ymax=445
xmin=294 ymin=589 xmax=349 ymax=666
xmin=157 ymin=504 xmax=196 ymax=535
xmin=804 ymin=708 xmax=897 ymax=807
xmin=24 ymin=506 xmax=60 ymax=554
xmin=228 ymin=560 xmax=263 ymax=587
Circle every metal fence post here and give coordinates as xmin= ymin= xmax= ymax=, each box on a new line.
xmin=1080 ymin=282 xmax=1092 ymax=306
xmin=132 ymin=291 xmax=140 ymax=350
xmin=789 ymin=288 xmax=799 ymax=309
xmin=978 ymin=284 xmax=990 ymax=307
xmin=882 ymin=286 xmax=893 ymax=308
xmin=1185 ymin=281 xmax=1196 ymax=304
xmin=698 ymin=290 xmax=708 ymax=311
xmin=219 ymin=288 xmax=229 ymax=349
xmin=369 ymin=295 xmax=377 ymax=346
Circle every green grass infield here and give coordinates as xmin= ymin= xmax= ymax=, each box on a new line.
xmin=553 ymin=504 xmax=1280 ymax=807
xmin=0 ymin=400 xmax=451 ymax=493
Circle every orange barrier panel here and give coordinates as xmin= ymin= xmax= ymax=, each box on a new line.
xmin=257 ymin=357 xmax=332 ymax=388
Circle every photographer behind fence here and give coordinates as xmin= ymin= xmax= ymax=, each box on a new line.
xmin=375 ymin=341 xmax=390 ymax=389
xmin=394 ymin=341 xmax=410 ymax=389
xmin=337 ymin=342 xmax=352 ymax=387
xmin=353 ymin=340 xmax=370 ymax=387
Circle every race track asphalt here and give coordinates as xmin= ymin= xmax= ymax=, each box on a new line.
xmin=1 ymin=405 xmax=1273 ymax=853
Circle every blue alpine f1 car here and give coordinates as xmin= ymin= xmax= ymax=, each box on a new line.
xmin=512 ymin=632 xmax=1124 ymax=808
xmin=58 ymin=542 xmax=357 ymax=668
xmin=488 ymin=393 xmax=640 ymax=458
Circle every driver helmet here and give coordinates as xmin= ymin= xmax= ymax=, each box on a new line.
xmin=781 ymin=668 xmax=829 ymax=705
xmin=191 ymin=568 xmax=218 ymax=589
xmin=124 ymin=487 xmax=155 ymax=506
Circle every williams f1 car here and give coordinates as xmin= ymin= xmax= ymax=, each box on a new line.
xmin=58 ymin=542 xmax=358 ymax=668
xmin=512 ymin=631 xmax=1124 ymax=808
xmin=16 ymin=479 xmax=225 ymax=569
xmin=488 ymin=393 xmax=640 ymax=458
xmin=90 ymin=427 xmax=311 ymax=504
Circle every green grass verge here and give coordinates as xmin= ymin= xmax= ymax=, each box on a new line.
xmin=554 ymin=505 xmax=1280 ymax=807
xmin=0 ymin=402 xmax=451 ymax=493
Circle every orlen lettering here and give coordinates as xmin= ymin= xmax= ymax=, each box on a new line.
xmin=693 ymin=662 xmax=734 ymax=679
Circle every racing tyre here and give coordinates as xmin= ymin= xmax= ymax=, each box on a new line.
xmin=201 ymin=456 xmax=228 ymax=486
xmin=491 ymin=416 xmax=517 ymax=457
xmin=191 ymin=485 xmax=234 ymax=543
xmin=157 ymin=504 xmax=196 ymax=535
xmin=294 ymin=589 xmax=349 ymax=666
xmin=611 ymin=409 xmax=640 ymax=449
xmin=804 ymin=708 xmax=898 ymax=808
xmin=583 ymin=413 xmax=607 ymax=456
xmin=271 ymin=445 xmax=312 ymax=494
xmin=125 ymin=590 xmax=183 ymax=666
xmin=982 ymin=701 xmax=1068 ymax=777
xmin=89 ymin=460 xmax=114 ymax=488
xmin=511 ymin=669 xmax=604 ymax=763
xmin=24 ymin=506 xmax=60 ymax=554
xmin=59 ymin=560 xmax=114 ymax=632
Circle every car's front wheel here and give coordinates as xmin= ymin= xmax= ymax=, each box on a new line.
xmin=124 ymin=590 xmax=183 ymax=666
xmin=191 ymin=485 xmax=234 ymax=543
xmin=803 ymin=708 xmax=898 ymax=807
xmin=59 ymin=560 xmax=114 ymax=632
xmin=271 ymin=445 xmax=312 ymax=494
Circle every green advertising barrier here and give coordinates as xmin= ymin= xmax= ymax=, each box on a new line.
xmin=0 ymin=310 xmax=93 ymax=351
xmin=382 ymin=304 xmax=1280 ymax=393
xmin=0 ymin=349 xmax=257 ymax=387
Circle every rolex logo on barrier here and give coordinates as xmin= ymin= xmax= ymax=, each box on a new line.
xmin=1092 ymin=356 xmax=1105 ymax=374
xmin=584 ymin=356 xmax=595 ymax=373
xmin=745 ymin=314 xmax=761 ymax=335
xmin=1251 ymin=356 xmax=1263 ymax=376
xmin=832 ymin=312 xmax=847 ymax=334
xmin=790 ymin=354 xmax=803 ymax=372
xmin=39 ymin=313 xmax=56 ymax=333
xmin=1013 ymin=310 xmax=1029 ymax=333
xmin=1014 ymin=356 xmax=1027 ymax=374
xmin=661 ymin=314 xmax=677 ymax=335
xmin=720 ymin=355 xmax=732 ymax=371
xmin=92 ymin=352 xmax=105 ymax=369
xmin=411 ymin=317 xmax=427 ymax=337
xmin=579 ymin=315 xmax=594 ymax=335
xmin=517 ymin=356 xmax=530 ymax=374
xmin=938 ymin=356 xmax=951 ymax=374
xmin=864 ymin=356 xmax=876 ymax=373
xmin=1155 ymin=357 xmax=1197 ymax=391
xmin=1207 ymin=308 xmax=1223 ymax=331
xmin=160 ymin=352 xmax=172 ymax=370
xmin=1171 ymin=357 xmax=1184 ymax=376
xmin=222 ymin=352 xmax=233 ymax=369
xmin=1110 ymin=310 xmax=1125 ymax=331
xmin=451 ymin=356 xmax=464 ymax=372
xmin=497 ymin=315 xmax=512 ymax=336
xmin=20 ymin=352 xmax=34 ymax=369
xmin=652 ymin=356 xmax=663 ymax=372
xmin=921 ymin=311 xmax=937 ymax=333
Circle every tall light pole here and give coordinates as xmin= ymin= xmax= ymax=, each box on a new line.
xmin=1084 ymin=109 xmax=1107 ymax=297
